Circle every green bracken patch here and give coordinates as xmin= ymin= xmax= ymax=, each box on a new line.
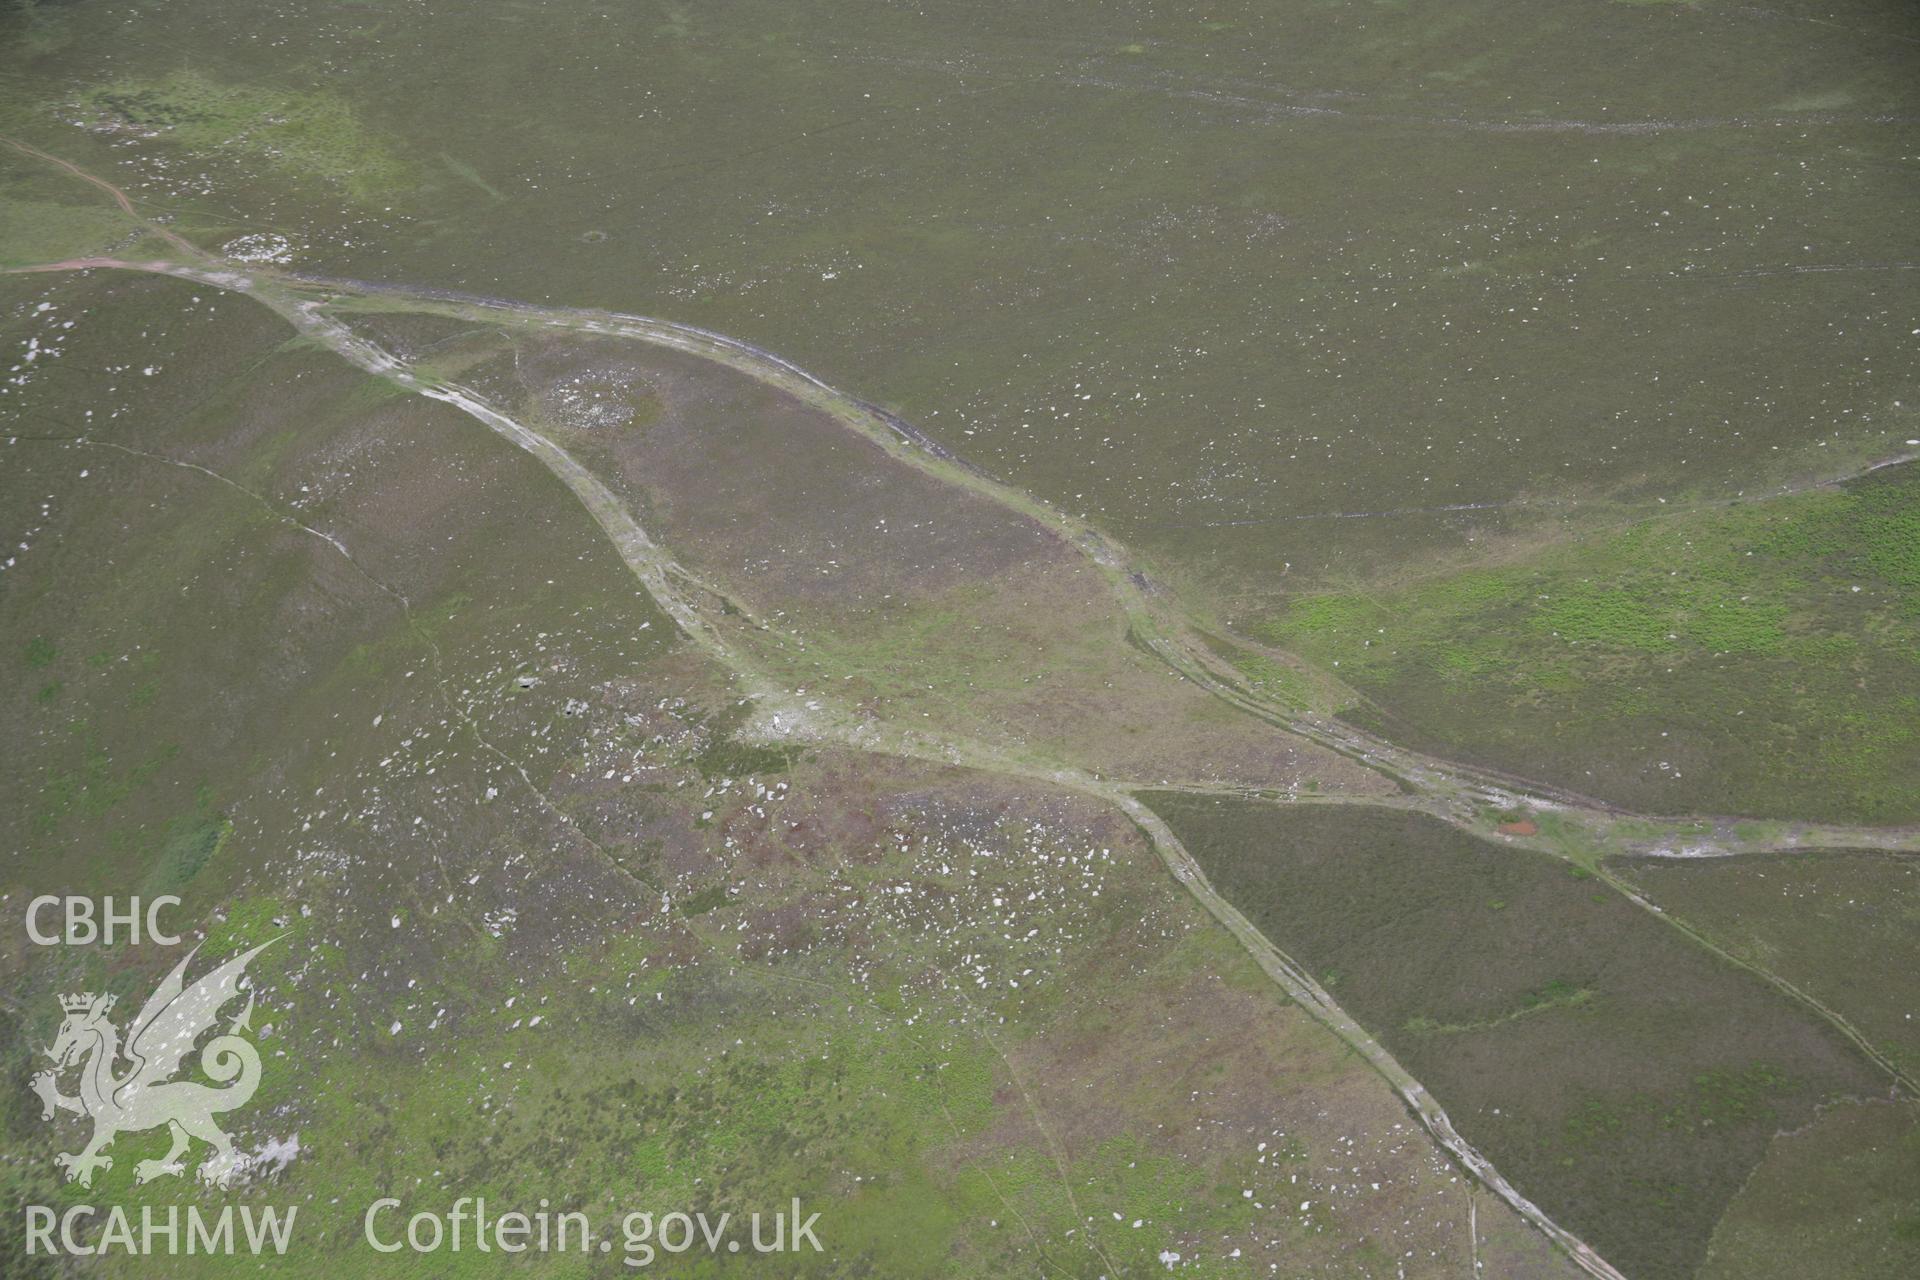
xmin=694 ymin=734 xmax=796 ymax=781
xmin=1202 ymin=632 xmax=1314 ymax=708
xmin=1404 ymin=978 xmax=1594 ymax=1036
xmin=201 ymin=893 xmax=303 ymax=959
xmin=76 ymin=71 xmax=403 ymax=198
xmin=143 ymin=808 xmax=232 ymax=895
xmin=1249 ymin=465 xmax=1920 ymax=819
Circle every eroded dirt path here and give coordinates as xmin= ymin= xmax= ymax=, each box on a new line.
xmin=8 ymin=135 xmax=1913 ymax=1277
xmin=294 ymin=275 xmax=1920 ymax=853
xmin=2 ymin=246 xmax=1631 ymax=1280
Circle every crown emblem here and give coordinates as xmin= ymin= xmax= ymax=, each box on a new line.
xmin=59 ymin=993 xmax=111 ymax=1015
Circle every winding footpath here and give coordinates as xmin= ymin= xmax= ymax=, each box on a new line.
xmin=10 ymin=134 xmax=1918 ymax=1279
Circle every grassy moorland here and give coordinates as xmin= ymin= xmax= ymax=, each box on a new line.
xmin=1145 ymin=795 xmax=1903 ymax=1280
xmin=2 ymin=4 xmax=1916 ymax=1277
xmin=0 ymin=270 xmax=1571 ymax=1277
xmin=2 ymin=0 xmax=1914 ymax=604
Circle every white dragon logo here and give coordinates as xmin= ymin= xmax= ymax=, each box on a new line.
xmin=31 ymin=939 xmax=277 ymax=1188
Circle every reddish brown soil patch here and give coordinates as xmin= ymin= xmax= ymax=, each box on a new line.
xmin=1497 ymin=819 xmax=1538 ymax=837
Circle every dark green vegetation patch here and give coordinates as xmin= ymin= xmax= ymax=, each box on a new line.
xmin=1145 ymin=795 xmax=1891 ymax=1280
